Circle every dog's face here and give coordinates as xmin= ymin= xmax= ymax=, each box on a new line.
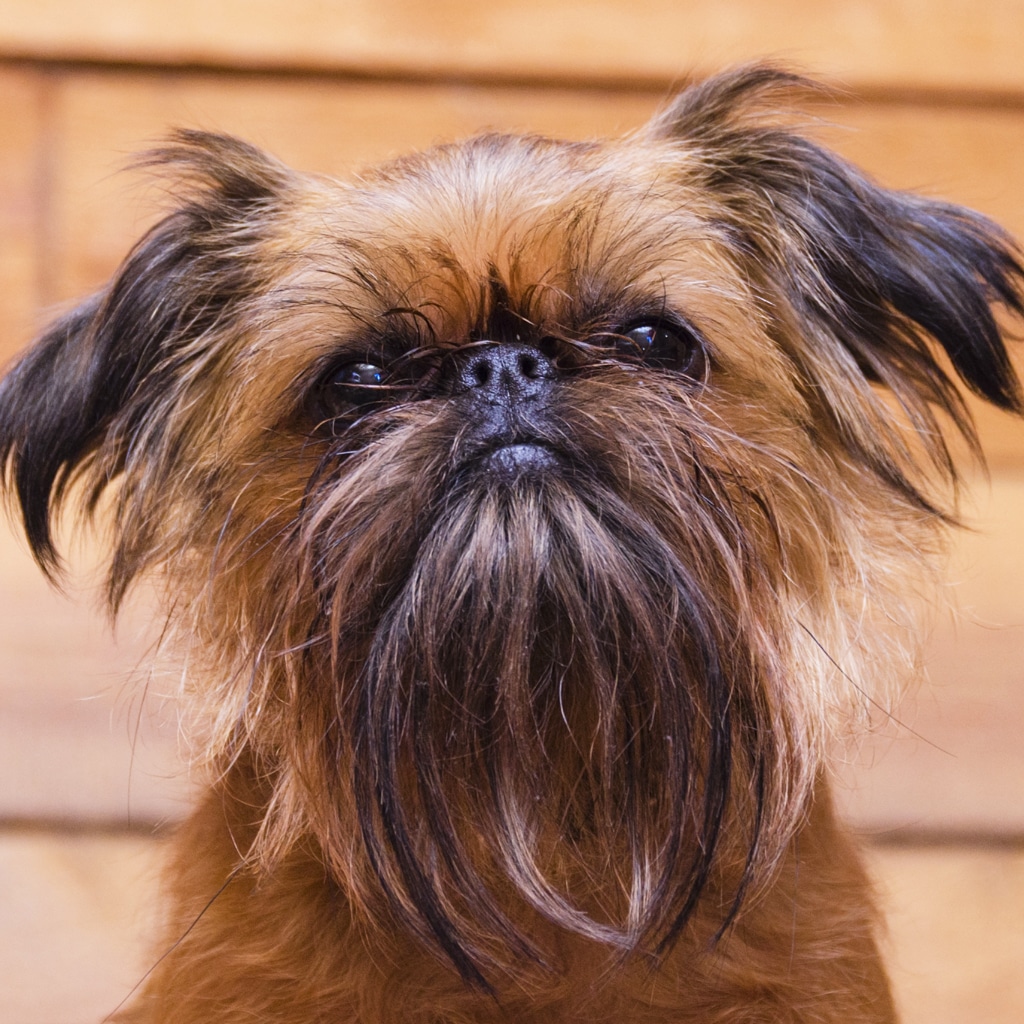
xmin=1 ymin=67 xmax=1022 ymax=983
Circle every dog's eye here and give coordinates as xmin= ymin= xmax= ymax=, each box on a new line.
xmin=617 ymin=322 xmax=707 ymax=379
xmin=320 ymin=361 xmax=388 ymax=416
xmin=334 ymin=362 xmax=385 ymax=390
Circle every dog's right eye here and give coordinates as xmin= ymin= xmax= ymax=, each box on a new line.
xmin=318 ymin=361 xmax=388 ymax=418
xmin=333 ymin=362 xmax=385 ymax=391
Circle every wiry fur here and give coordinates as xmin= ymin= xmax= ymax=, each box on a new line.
xmin=1 ymin=66 xmax=1022 ymax=1022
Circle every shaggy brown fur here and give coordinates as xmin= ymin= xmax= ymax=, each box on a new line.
xmin=1 ymin=66 xmax=1022 ymax=1022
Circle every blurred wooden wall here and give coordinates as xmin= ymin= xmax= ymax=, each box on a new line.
xmin=0 ymin=3 xmax=1022 ymax=1022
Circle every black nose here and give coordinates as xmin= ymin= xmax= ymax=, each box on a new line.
xmin=456 ymin=342 xmax=556 ymax=404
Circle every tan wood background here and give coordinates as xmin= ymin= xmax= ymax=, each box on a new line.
xmin=0 ymin=3 xmax=1022 ymax=1022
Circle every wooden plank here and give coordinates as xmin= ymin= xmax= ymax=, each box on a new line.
xmin=868 ymin=845 xmax=1024 ymax=1024
xmin=966 ymin=399 xmax=1024 ymax=472
xmin=0 ymin=67 xmax=42 ymax=364
xmin=0 ymin=831 xmax=163 ymax=1024
xmin=0 ymin=521 xmax=191 ymax=824
xmin=836 ymin=471 xmax=1024 ymax=836
xmin=4 ymin=0 xmax=1024 ymax=95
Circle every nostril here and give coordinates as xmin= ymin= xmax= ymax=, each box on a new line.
xmin=471 ymin=359 xmax=492 ymax=387
xmin=518 ymin=353 xmax=538 ymax=379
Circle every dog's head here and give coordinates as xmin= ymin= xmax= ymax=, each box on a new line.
xmin=2 ymin=66 xmax=1021 ymax=982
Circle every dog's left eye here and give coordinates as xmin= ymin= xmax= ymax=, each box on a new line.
xmin=616 ymin=323 xmax=707 ymax=378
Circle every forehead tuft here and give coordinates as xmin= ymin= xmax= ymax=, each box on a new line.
xmin=341 ymin=130 xmax=690 ymax=244
xmin=288 ymin=131 xmax=713 ymax=324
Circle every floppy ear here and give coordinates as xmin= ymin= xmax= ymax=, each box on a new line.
xmin=652 ymin=65 xmax=1024 ymax=494
xmin=0 ymin=131 xmax=290 ymax=578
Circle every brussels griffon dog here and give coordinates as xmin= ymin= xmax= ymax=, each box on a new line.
xmin=1 ymin=66 xmax=1022 ymax=1022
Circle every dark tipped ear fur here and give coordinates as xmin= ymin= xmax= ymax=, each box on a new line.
xmin=0 ymin=131 xmax=290 ymax=575
xmin=654 ymin=65 xmax=1024 ymax=451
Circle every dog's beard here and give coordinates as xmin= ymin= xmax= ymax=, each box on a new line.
xmin=222 ymin=373 xmax=833 ymax=983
